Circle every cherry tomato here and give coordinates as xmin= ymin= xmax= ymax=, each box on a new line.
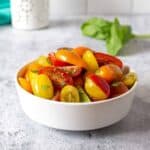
xmin=110 ymin=82 xmax=128 ymax=98
xmin=39 ymin=66 xmax=73 ymax=87
xmin=18 ymin=77 xmax=32 ymax=93
xmin=48 ymin=53 xmax=70 ymax=66
xmin=25 ymin=62 xmax=43 ymax=82
xmin=95 ymin=64 xmax=123 ymax=83
xmin=82 ymin=50 xmax=99 ymax=72
xmin=29 ymin=73 xmax=54 ymax=99
xmin=36 ymin=55 xmax=51 ymax=67
xmin=94 ymin=52 xmax=123 ymax=68
xmin=122 ymin=72 xmax=137 ymax=88
xmin=57 ymin=66 xmax=82 ymax=77
xmin=55 ymin=49 xmax=87 ymax=69
xmin=85 ymin=74 xmax=110 ymax=100
xmin=60 ymin=85 xmax=80 ymax=102
xmin=73 ymin=46 xmax=91 ymax=57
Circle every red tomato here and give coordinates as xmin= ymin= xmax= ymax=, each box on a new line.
xmin=48 ymin=53 xmax=70 ymax=67
xmin=110 ymin=82 xmax=128 ymax=98
xmin=57 ymin=66 xmax=82 ymax=77
xmin=73 ymin=75 xmax=84 ymax=87
xmin=39 ymin=66 xmax=73 ymax=87
xmin=94 ymin=52 xmax=123 ymax=68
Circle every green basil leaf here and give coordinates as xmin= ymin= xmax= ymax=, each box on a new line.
xmin=106 ymin=18 xmax=123 ymax=55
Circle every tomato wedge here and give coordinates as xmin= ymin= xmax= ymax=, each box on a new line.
xmin=39 ymin=66 xmax=73 ymax=87
xmin=57 ymin=66 xmax=82 ymax=77
xmin=55 ymin=49 xmax=87 ymax=69
xmin=94 ymin=52 xmax=123 ymax=68
xmin=48 ymin=53 xmax=70 ymax=67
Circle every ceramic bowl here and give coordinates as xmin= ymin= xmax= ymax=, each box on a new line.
xmin=15 ymin=64 xmax=137 ymax=131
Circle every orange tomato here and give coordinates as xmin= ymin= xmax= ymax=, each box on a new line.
xmin=73 ymin=46 xmax=91 ymax=57
xmin=18 ymin=77 xmax=32 ymax=93
xmin=96 ymin=64 xmax=123 ymax=83
xmin=55 ymin=49 xmax=87 ymax=69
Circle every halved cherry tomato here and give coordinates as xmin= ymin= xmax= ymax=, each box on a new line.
xmin=29 ymin=73 xmax=54 ymax=99
xmin=57 ymin=66 xmax=82 ymax=77
xmin=48 ymin=53 xmax=70 ymax=67
xmin=18 ymin=77 xmax=32 ymax=93
xmin=39 ymin=66 xmax=73 ymax=87
xmin=25 ymin=62 xmax=42 ymax=82
xmin=73 ymin=46 xmax=91 ymax=57
xmin=95 ymin=64 xmax=123 ymax=83
xmin=110 ymin=82 xmax=128 ymax=98
xmin=36 ymin=55 xmax=51 ymax=67
xmin=60 ymin=85 xmax=80 ymax=102
xmin=82 ymin=50 xmax=99 ymax=72
xmin=94 ymin=52 xmax=123 ymax=68
xmin=55 ymin=49 xmax=87 ymax=69
xmin=85 ymin=73 xmax=110 ymax=100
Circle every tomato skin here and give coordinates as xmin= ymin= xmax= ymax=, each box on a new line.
xmin=29 ymin=73 xmax=54 ymax=99
xmin=55 ymin=49 xmax=87 ymax=69
xmin=82 ymin=50 xmax=99 ymax=72
xmin=85 ymin=73 xmax=110 ymax=100
xmin=18 ymin=77 xmax=32 ymax=93
xmin=96 ymin=64 xmax=123 ymax=83
xmin=88 ymin=74 xmax=110 ymax=97
xmin=48 ymin=53 xmax=70 ymax=67
xmin=73 ymin=46 xmax=91 ymax=57
xmin=57 ymin=66 xmax=82 ymax=77
xmin=94 ymin=52 xmax=123 ymax=68
xmin=110 ymin=82 xmax=128 ymax=98
xmin=39 ymin=66 xmax=73 ymax=87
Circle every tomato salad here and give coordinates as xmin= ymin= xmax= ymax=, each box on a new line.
xmin=18 ymin=47 xmax=137 ymax=103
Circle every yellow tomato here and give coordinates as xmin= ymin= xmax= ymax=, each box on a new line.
xmin=82 ymin=50 xmax=99 ymax=72
xmin=85 ymin=77 xmax=108 ymax=100
xmin=25 ymin=62 xmax=42 ymax=82
xmin=29 ymin=72 xmax=54 ymax=99
xmin=60 ymin=85 xmax=80 ymax=102
xmin=36 ymin=55 xmax=51 ymax=67
xmin=122 ymin=72 xmax=137 ymax=88
xmin=55 ymin=49 xmax=87 ymax=69
xmin=18 ymin=77 xmax=32 ymax=93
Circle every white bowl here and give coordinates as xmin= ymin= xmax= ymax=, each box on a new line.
xmin=15 ymin=64 xmax=137 ymax=131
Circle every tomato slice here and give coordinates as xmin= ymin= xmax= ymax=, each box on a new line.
xmin=94 ymin=52 xmax=123 ymax=68
xmin=39 ymin=66 xmax=73 ymax=87
xmin=48 ymin=53 xmax=70 ymax=67
xmin=57 ymin=66 xmax=82 ymax=77
xmin=55 ymin=49 xmax=87 ymax=69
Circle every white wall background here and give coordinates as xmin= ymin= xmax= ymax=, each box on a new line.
xmin=49 ymin=0 xmax=150 ymax=16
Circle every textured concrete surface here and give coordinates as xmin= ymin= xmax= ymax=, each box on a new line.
xmin=0 ymin=16 xmax=150 ymax=150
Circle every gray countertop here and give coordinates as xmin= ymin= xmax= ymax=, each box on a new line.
xmin=0 ymin=16 xmax=150 ymax=150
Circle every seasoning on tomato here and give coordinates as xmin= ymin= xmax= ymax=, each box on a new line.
xmin=39 ymin=66 xmax=73 ymax=87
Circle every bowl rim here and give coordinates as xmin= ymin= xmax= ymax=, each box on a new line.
xmin=15 ymin=62 xmax=138 ymax=106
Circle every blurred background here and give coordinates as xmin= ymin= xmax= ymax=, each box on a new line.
xmin=49 ymin=0 xmax=149 ymax=16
